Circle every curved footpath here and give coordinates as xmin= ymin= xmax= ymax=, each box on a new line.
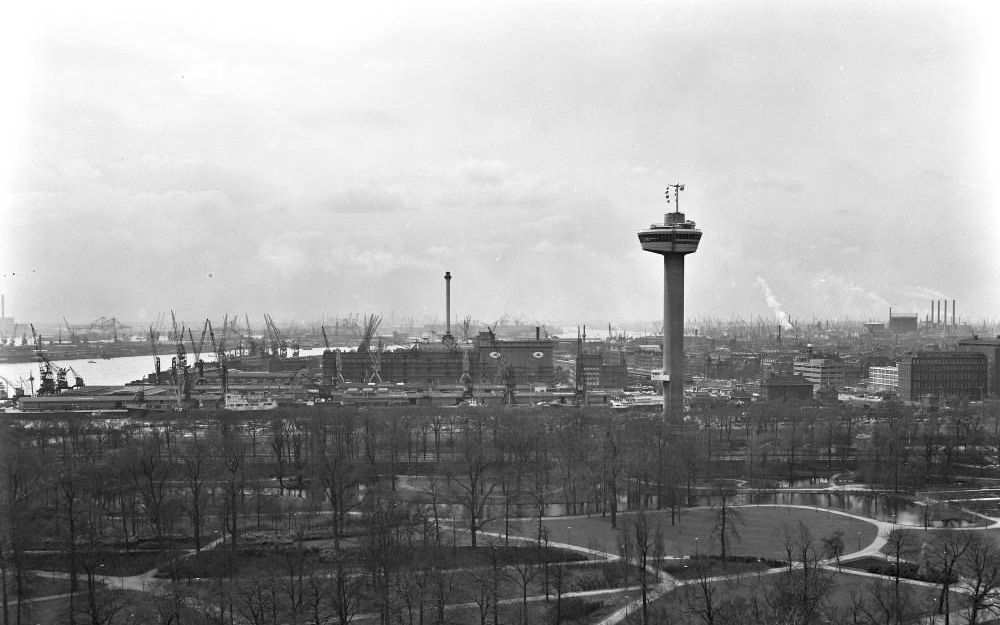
xmin=21 ymin=492 xmax=1000 ymax=624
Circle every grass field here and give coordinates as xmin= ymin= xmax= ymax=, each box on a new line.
xmin=633 ymin=569 xmax=967 ymax=625
xmin=493 ymin=506 xmax=880 ymax=560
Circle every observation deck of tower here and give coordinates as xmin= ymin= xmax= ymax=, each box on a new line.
xmin=637 ymin=184 xmax=702 ymax=421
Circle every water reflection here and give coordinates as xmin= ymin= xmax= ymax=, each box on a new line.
xmin=396 ymin=476 xmax=984 ymax=527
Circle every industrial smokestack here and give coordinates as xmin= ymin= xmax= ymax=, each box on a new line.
xmin=944 ymin=300 xmax=947 ymax=326
xmin=937 ymin=300 xmax=941 ymax=325
xmin=536 ymin=326 xmax=540 ymax=341
xmin=444 ymin=272 xmax=452 ymax=338
xmin=952 ymin=300 xmax=956 ymax=326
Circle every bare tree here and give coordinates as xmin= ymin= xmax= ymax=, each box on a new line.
xmin=959 ymin=533 xmax=1000 ymax=625
xmin=236 ymin=571 xmax=280 ymax=625
xmin=621 ymin=511 xmax=664 ymax=625
xmin=883 ymin=529 xmax=918 ymax=624
xmin=927 ymin=530 xmax=971 ymax=625
xmin=451 ymin=419 xmax=496 ymax=548
xmin=306 ymin=549 xmax=364 ymax=625
xmin=709 ymin=488 xmax=743 ymax=559
xmin=681 ymin=557 xmax=722 ymax=625
xmin=505 ymin=559 xmax=540 ymax=625
xmin=1 ymin=433 xmax=42 ymax=625
xmin=181 ymin=439 xmax=213 ymax=552
xmin=129 ymin=435 xmax=175 ymax=542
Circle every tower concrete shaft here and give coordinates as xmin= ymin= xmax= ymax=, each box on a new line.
xmin=663 ymin=254 xmax=685 ymax=418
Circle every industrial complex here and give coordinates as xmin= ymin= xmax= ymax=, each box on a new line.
xmin=1 ymin=188 xmax=998 ymax=416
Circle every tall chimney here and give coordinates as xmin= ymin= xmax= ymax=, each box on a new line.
xmin=444 ymin=272 xmax=452 ymax=338
xmin=952 ymin=300 xmax=956 ymax=326
xmin=944 ymin=300 xmax=948 ymax=326
xmin=937 ymin=300 xmax=941 ymax=325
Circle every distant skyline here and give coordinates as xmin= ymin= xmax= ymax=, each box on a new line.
xmin=2 ymin=2 xmax=998 ymax=328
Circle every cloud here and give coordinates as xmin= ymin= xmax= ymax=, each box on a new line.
xmin=318 ymin=188 xmax=408 ymax=214
xmin=454 ymin=158 xmax=511 ymax=185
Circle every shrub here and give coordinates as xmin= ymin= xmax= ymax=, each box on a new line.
xmin=554 ymin=598 xmax=602 ymax=622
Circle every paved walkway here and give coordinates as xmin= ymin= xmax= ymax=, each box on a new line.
xmin=16 ymin=487 xmax=1000 ymax=625
xmin=16 ymin=536 xmax=226 ymax=606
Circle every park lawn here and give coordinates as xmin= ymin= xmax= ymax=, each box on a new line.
xmin=19 ymin=549 xmax=165 ymax=576
xmin=158 ymin=542 xmax=588 ymax=580
xmin=661 ymin=556 xmax=779 ymax=580
xmin=520 ymin=506 xmax=879 ymax=560
xmin=637 ymin=569 xmax=967 ymax=625
xmin=878 ymin=527 xmax=1000 ymax=559
xmin=18 ymin=588 xmax=181 ymax=625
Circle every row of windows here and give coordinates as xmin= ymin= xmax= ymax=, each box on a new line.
xmin=639 ymin=233 xmax=702 ymax=242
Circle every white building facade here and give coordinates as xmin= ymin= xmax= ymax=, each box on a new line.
xmin=868 ymin=365 xmax=899 ymax=393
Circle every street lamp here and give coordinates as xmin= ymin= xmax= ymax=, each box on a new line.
xmin=856 ymin=530 xmax=861 ymax=551
xmin=624 ymin=595 xmax=631 ymax=620
xmin=567 ymin=525 xmax=572 ymax=546
xmin=694 ymin=537 xmax=700 ymax=557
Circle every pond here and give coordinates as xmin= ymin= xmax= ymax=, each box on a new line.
xmin=396 ymin=475 xmax=986 ymax=526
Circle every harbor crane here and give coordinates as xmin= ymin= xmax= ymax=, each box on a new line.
xmin=207 ymin=319 xmax=225 ymax=366
xmin=264 ymin=313 xmax=290 ymax=358
xmin=358 ymin=314 xmax=383 ymax=383
xmin=63 ymin=317 xmax=82 ymax=344
xmin=0 ymin=375 xmax=25 ymax=399
xmin=148 ymin=325 xmax=162 ymax=384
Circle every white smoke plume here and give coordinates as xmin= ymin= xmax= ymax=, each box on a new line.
xmin=901 ymin=286 xmax=952 ymax=301
xmin=755 ymin=276 xmax=794 ymax=330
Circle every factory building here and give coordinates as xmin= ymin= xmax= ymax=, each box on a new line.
xmin=475 ymin=333 xmax=555 ymax=384
xmin=957 ymin=335 xmax=1000 ymax=396
xmin=321 ymin=332 xmax=555 ymax=388
xmin=888 ymin=313 xmax=919 ymax=334
xmin=762 ymin=374 xmax=815 ymax=401
xmin=575 ymin=352 xmax=628 ymax=390
xmin=898 ymin=351 xmax=988 ymax=402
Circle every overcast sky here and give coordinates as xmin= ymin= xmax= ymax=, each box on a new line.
xmin=1 ymin=1 xmax=997 ymax=330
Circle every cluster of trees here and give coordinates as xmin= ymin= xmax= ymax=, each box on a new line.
xmin=0 ymin=398 xmax=999 ymax=624
xmin=646 ymin=521 xmax=1000 ymax=625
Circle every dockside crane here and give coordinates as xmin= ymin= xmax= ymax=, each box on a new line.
xmin=194 ymin=319 xmax=209 ymax=362
xmin=32 ymin=343 xmax=67 ymax=395
xmin=208 ymin=319 xmax=224 ymax=366
xmin=149 ymin=325 xmax=162 ymax=384
xmin=359 ymin=314 xmax=383 ymax=383
xmin=63 ymin=317 xmax=81 ymax=344
xmin=169 ymin=311 xmax=192 ymax=409
xmin=264 ymin=313 xmax=297 ymax=358
xmin=0 ymin=375 xmax=25 ymax=400
xmin=67 ymin=366 xmax=85 ymax=388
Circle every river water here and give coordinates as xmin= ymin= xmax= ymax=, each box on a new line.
xmin=0 ymin=347 xmax=338 ymax=392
